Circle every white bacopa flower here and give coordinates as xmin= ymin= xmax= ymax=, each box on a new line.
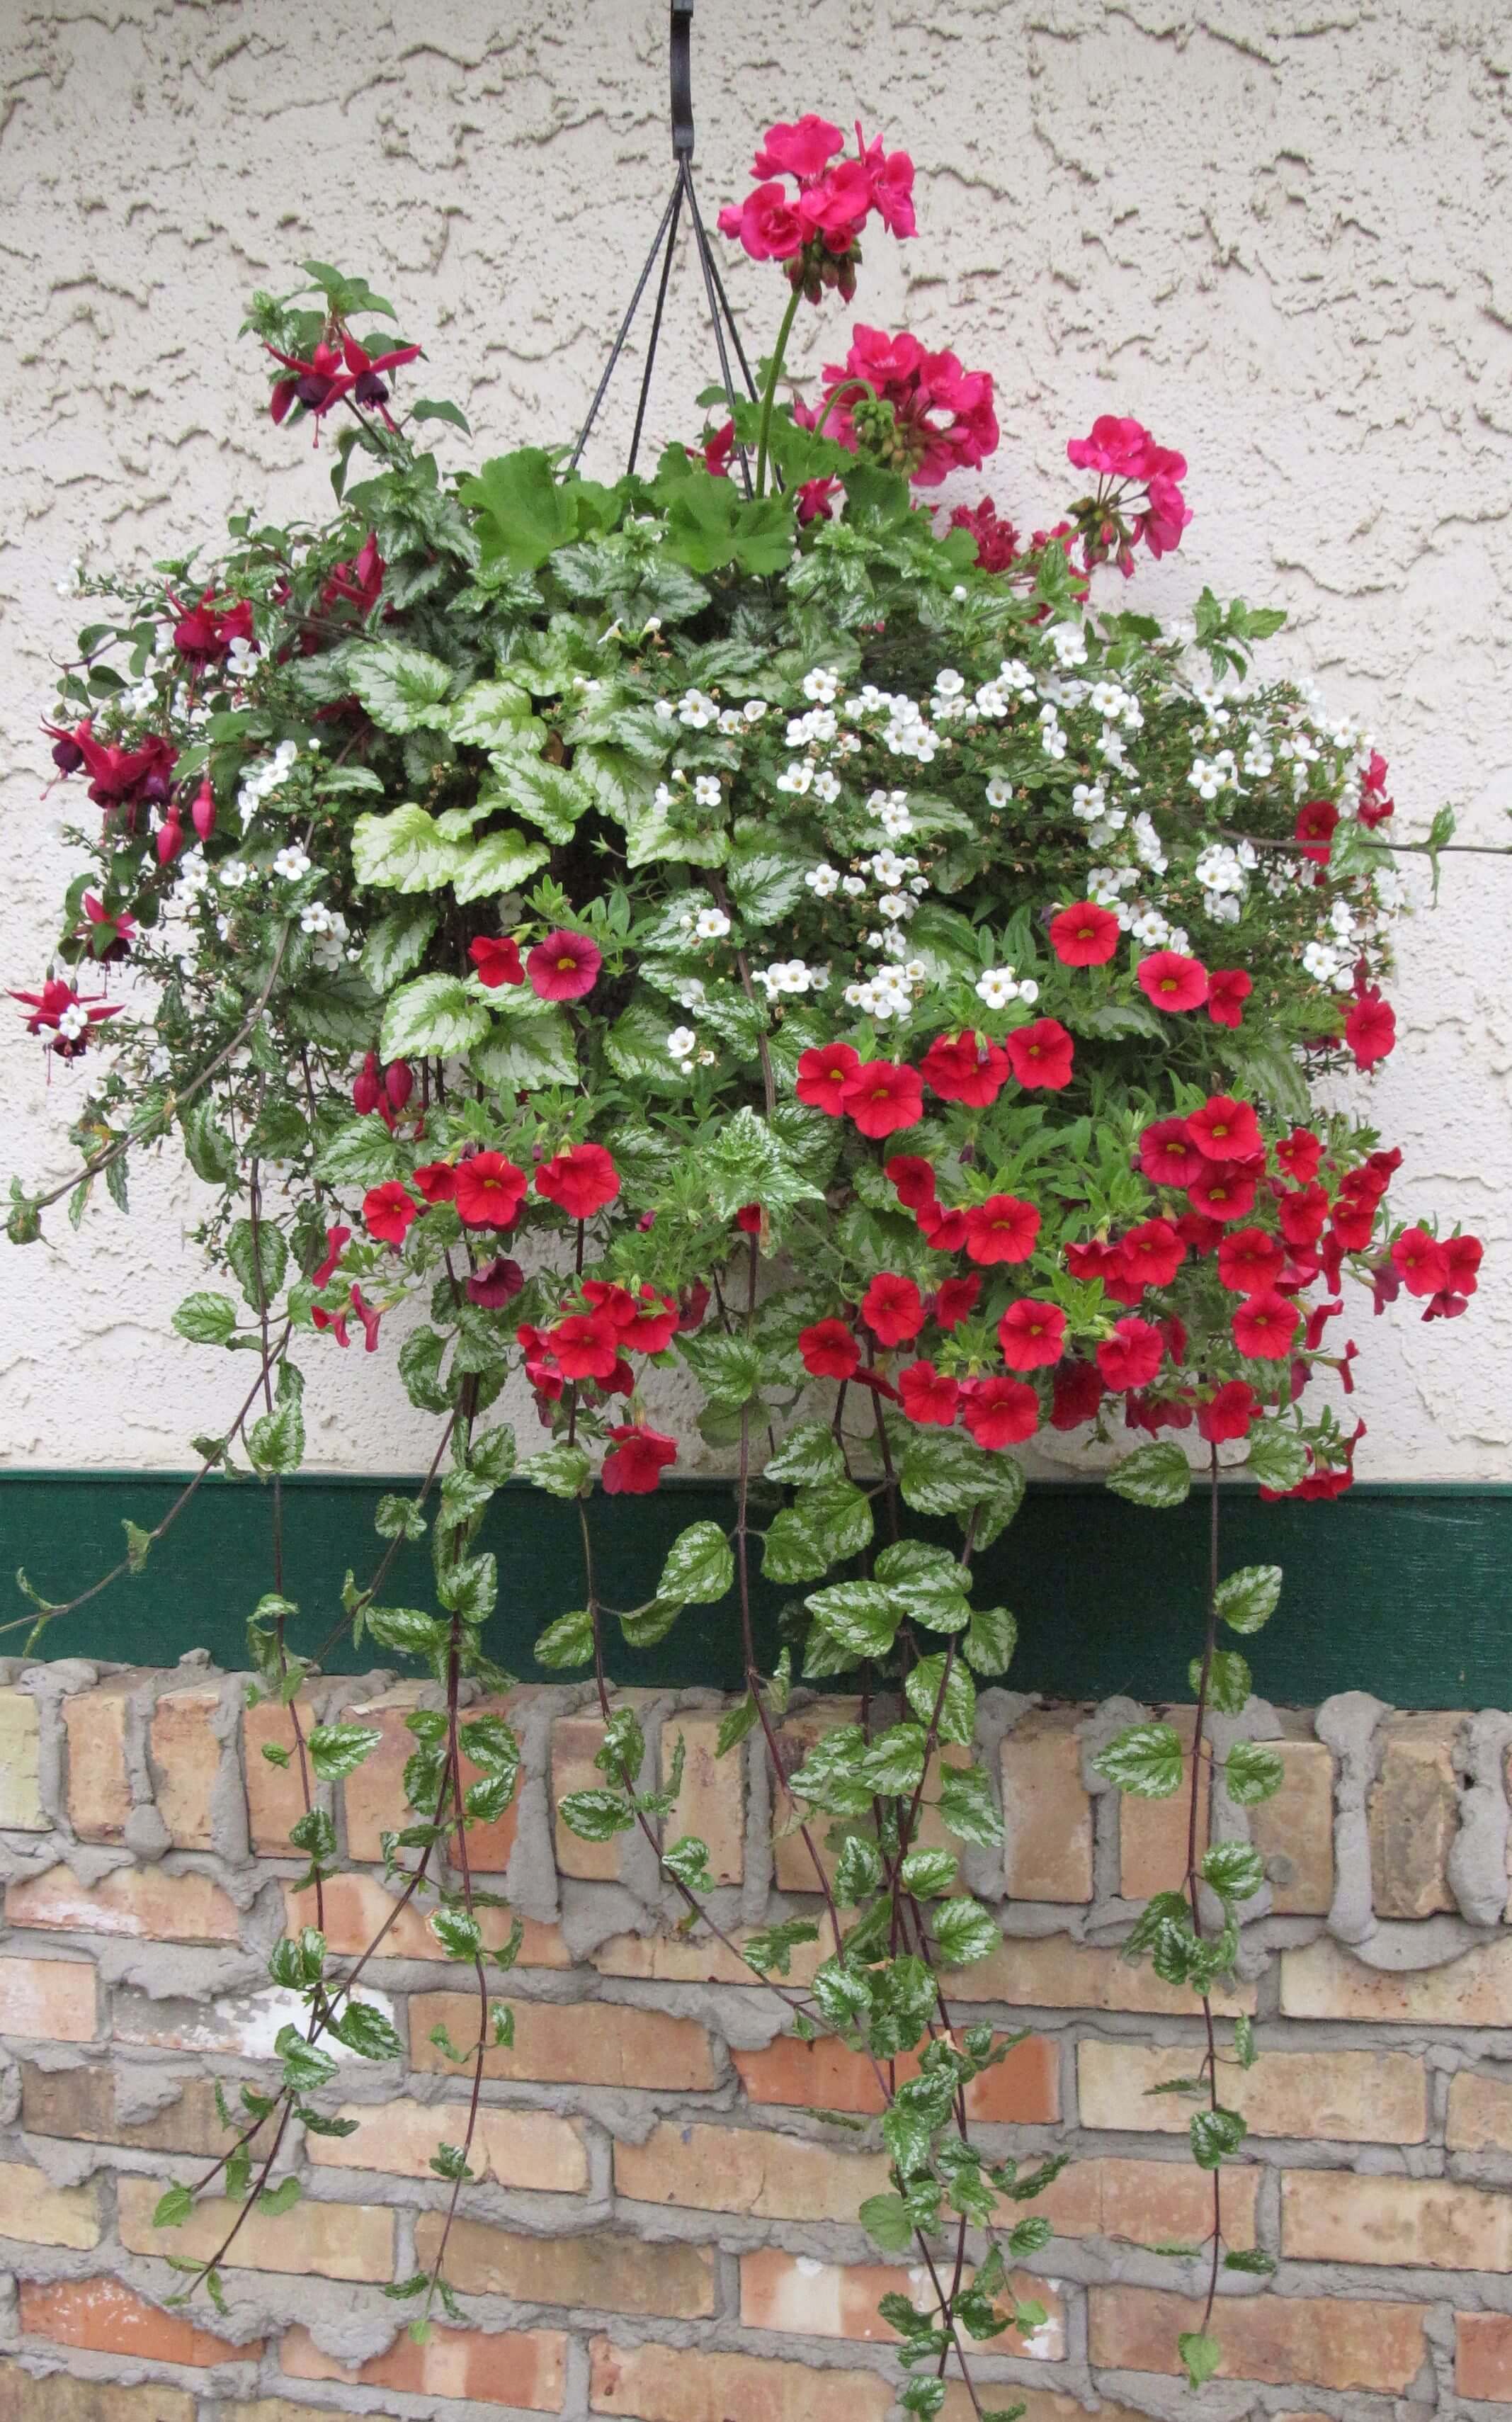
xmin=273 ymin=844 xmax=312 ymax=882
xmin=999 ymin=657 xmax=1036 ymax=695
xmin=217 ymin=858 xmax=251 ymax=890
xmin=1040 ymin=723 xmax=1068 ymax=761
xmin=802 ymin=666 xmax=841 ymax=703
xmin=226 ymin=635 xmax=258 ymax=677
xmin=1088 ymin=680 xmax=1128 ymax=720
xmin=665 ymin=1024 xmax=698 ymax=1060
xmin=677 ymin=689 xmax=717 ymax=728
xmin=693 ymin=774 xmax=722 ymax=808
xmin=55 ymin=558 xmax=85 ymax=599
xmin=741 ymin=698 xmax=768 ymax=723
xmin=1188 ymin=756 xmax=1229 ymax=802
xmin=1132 ymin=813 xmax=1168 ymax=875
xmin=787 ymin=706 xmax=837 ymax=746
xmin=1047 ymin=621 xmax=1088 ymax=668
xmin=985 ymin=776 xmax=1013 ymax=809
xmin=812 ymin=769 xmax=841 ymax=804
xmin=1071 ymin=781 xmax=1106 ymax=823
xmin=933 ymin=667 xmax=965 ymax=698
xmin=693 ymin=906 xmax=730 ymax=941
xmin=775 ymin=761 xmax=813 ymax=795
xmin=841 ymin=873 xmax=868 ymax=898
xmin=870 ymin=849 xmax=911 ymax=888
xmin=299 ymin=900 xmax=334 ymax=935
xmin=805 ymin=863 xmax=841 ymax=898
xmin=975 ymin=966 xmax=1020 ymax=1009
xmin=877 ymin=891 xmax=912 ymax=922
xmin=57 ymin=1001 xmax=90 ymax=1040
xmin=717 ymin=709 xmax=746 ymax=735
xmin=654 ymin=698 xmax=676 ymax=722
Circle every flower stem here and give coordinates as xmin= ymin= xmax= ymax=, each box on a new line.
xmin=754 ymin=281 xmax=805 ymax=499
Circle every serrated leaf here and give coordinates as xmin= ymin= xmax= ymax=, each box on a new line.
xmin=658 ymin=1520 xmax=734 ymax=1607
xmin=1106 ymin=1441 xmax=1192 ymax=1509
xmin=331 ymin=2000 xmax=403 ymax=2061
xmin=1215 ymin=1564 xmax=1283 ymax=1635
xmin=460 ymin=447 xmax=578 ymax=572
xmin=904 ymin=1653 xmax=977 ymax=1747
xmin=930 ymin=1895 xmax=1000 ymax=1967
xmin=523 ymin=1442 xmax=592 ymax=1498
xmin=1178 ymin=2331 xmax=1223 ymax=2389
xmin=362 ymin=902 xmax=440 ymax=990
xmin=764 ymin=1421 xmax=846 ymax=1486
xmin=307 ymin=1724 xmax=380 ymax=1781
xmin=1201 ymin=1840 xmax=1266 ymax=1902
xmin=353 ymin=801 xmax=469 ymax=893
xmin=349 ymin=642 xmax=454 ymax=734
xmin=451 ymin=827 xmax=550 ymax=903
xmin=1190 ymin=2105 xmax=1247 ymax=2168
xmin=963 ymin=1602 xmax=1017 ymax=1676
xmin=533 ymin=1607 xmax=595 ymax=1667
xmin=936 ymin=1759 xmax=1004 ymax=1847
xmin=557 ymin=1787 xmax=635 ymax=1843
xmin=1190 ymin=1648 xmax=1251 ymax=1714
xmin=1247 ymin=1426 xmax=1309 ymax=1493
xmin=1094 ymin=1721 xmax=1185 ymax=1798
xmin=858 ymin=2191 xmax=915 ymax=2252
xmin=1222 ymin=1740 xmax=1285 ymax=1805
xmin=431 ymin=1906 xmax=484 ymax=1961
xmin=152 ymin=2183 xmax=193 ymax=2229
xmin=380 ymin=972 xmax=491 ymax=1060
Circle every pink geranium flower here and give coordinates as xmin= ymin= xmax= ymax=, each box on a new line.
xmin=800 ymin=325 xmax=997 ymax=487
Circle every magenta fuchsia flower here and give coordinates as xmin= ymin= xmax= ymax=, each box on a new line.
xmin=800 ymin=325 xmax=998 ymax=487
xmin=320 ymin=533 xmax=387 ymax=618
xmin=10 ymin=978 xmax=122 ymax=1059
xmin=167 ymin=589 xmax=254 ymax=667
xmin=79 ymin=894 xmax=136 ymax=963
xmin=43 ymin=719 xmax=178 ymax=820
xmin=266 ymin=330 xmax=424 ymax=436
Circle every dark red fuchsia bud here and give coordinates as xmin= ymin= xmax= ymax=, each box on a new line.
xmin=383 ymin=1059 xmax=414 ymax=1111
xmin=51 ymin=735 xmax=84 ymax=774
xmin=352 ymin=1052 xmax=383 ymax=1116
xmin=191 ymin=774 xmax=215 ymax=842
xmin=155 ymin=813 xmax=185 ymax=867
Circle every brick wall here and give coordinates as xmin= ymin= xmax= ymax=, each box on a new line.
xmin=1 ymin=1662 xmax=1511 ymax=2421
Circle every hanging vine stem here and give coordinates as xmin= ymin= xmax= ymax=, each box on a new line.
xmin=1189 ymin=1442 xmax=1226 ymax=2332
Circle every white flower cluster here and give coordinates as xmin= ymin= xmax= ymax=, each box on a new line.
xmin=239 ymin=739 xmax=300 ymax=828
xmin=843 ymin=961 xmax=929 ymax=1022
xmin=974 ymin=965 xmax=1038 ymax=1011
xmin=753 ymin=958 xmax=828 ymax=1001
xmin=676 ymin=903 xmax=732 ymax=943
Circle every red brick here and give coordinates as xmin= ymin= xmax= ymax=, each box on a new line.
xmin=0 ymin=1954 xmax=96 ymax=2041
xmin=1282 ymin=2169 xmax=1512 ymax=2268
xmin=118 ymin=2174 xmax=392 ymax=2281
xmin=1077 ymin=2038 xmax=1428 ymax=2143
xmin=282 ymin=2317 xmax=567 ymax=2409
xmin=18 ymin=2275 xmax=253 ymax=2368
xmin=740 ymin=2248 xmax=1063 ymax=2357
xmin=1281 ymin=1935 xmax=1512 ymax=2025
xmin=947 ymin=1930 xmax=1253 ymax=2015
xmin=339 ymin=1682 xmax=439 ymax=1862
xmin=1037 ymin=2154 xmax=1257 ymax=2251
xmin=1119 ymin=1707 xmax=1207 ymax=1899
xmin=1456 ymin=2311 xmax=1512 ymax=2400
xmin=615 ymin=2120 xmax=889 ymax=2219
xmin=663 ymin=1710 xmax=743 ymax=1884
xmin=1088 ymin=2285 xmax=1426 ymax=2392
xmin=734 ymin=2027 xmax=1057 ymax=2122
xmin=1368 ymin=1712 xmax=1462 ymax=1919
xmin=0 ymin=2160 xmax=100 ymax=2248
xmin=1249 ymin=1729 xmax=1335 ymax=1915
xmin=409 ymin=1992 xmax=717 ymax=2089
xmin=285 ymin=1871 xmax=570 ymax=1968
xmin=149 ymin=1683 xmax=222 ymax=1849
xmin=589 ymin=2338 xmax=892 ymax=2422
xmin=1001 ymin=1709 xmax=1093 ymax=1903
xmin=6 ymin=1860 xmax=238 ymax=1945
xmin=415 ymin=2212 xmax=715 ymax=2316
xmin=593 ymin=1925 xmax=827 ymax=1986
xmin=62 ymin=1679 xmax=134 ymax=1840
xmin=1446 ymin=2067 xmax=1512 ymax=2151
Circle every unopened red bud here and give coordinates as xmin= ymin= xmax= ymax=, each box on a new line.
xmin=191 ymin=774 xmax=215 ymax=842
xmin=155 ymin=815 xmax=184 ymax=866
xmin=352 ymin=1051 xmax=382 ymax=1116
xmin=383 ymin=1059 xmax=414 ymax=1111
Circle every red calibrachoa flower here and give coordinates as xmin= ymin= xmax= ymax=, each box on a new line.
xmin=1187 ymin=1094 xmax=1263 ymax=1162
xmin=842 ymin=1059 xmax=925 ymax=1137
xmin=1232 ymin=1290 xmax=1300 ymax=1359
xmin=800 ymin=1318 xmax=861 ymax=1379
xmin=1278 ymin=1184 xmax=1329 ymax=1249
xmin=467 ymin=1257 xmax=525 ymax=1308
xmin=1217 ymin=1227 xmax=1287 ymax=1295
xmin=527 ymin=929 xmax=602 ymax=1002
xmin=1050 ymin=1359 xmax=1104 ymax=1430
xmin=1120 ymin=1219 xmax=1186 ymax=1289
xmin=1391 ymin=1226 xmax=1449 ymax=1298
xmin=1188 ymin=1163 xmax=1259 ymax=1223
xmin=997 ymin=1299 xmax=1067 ymax=1370
xmin=1050 ymin=900 xmax=1120 ymax=967
xmin=1345 ymin=982 xmax=1396 ymax=1070
xmin=919 ymin=1202 xmax=969 ymax=1252
xmin=861 ymin=1272 xmax=925 ymax=1345
xmin=363 ymin=1182 xmax=418 ymax=1245
xmin=920 ymin=1031 xmax=1009 ymax=1106
xmin=931 ymin=1274 xmax=981 ymax=1330
xmin=470 ymin=936 xmax=524 ymax=988
xmin=962 ymin=1374 xmax=1039 ymax=1448
xmin=1206 ymin=968 xmax=1252 ymax=1029
xmin=412 ymin=1162 xmax=458 ymax=1205
xmin=1198 ymin=1380 xmax=1261 ymax=1443
xmin=1295 ymin=799 xmax=1339 ymax=863
xmin=548 ymin=1313 xmax=622 ymax=1380
xmin=797 ymin=1041 xmax=860 ymax=1113
xmin=1137 ymin=951 xmax=1209 ymax=1012
xmin=1005 ymin=1017 xmax=1074 ymax=1090
xmin=886 ymin=1153 xmax=938 ymax=1213
xmin=601 ymin=1424 xmax=679 ymax=1496
xmin=964 ymin=1193 xmax=1040 ymax=1265
xmin=1139 ymin=1118 xmax=1203 ymax=1187
xmin=897 ymin=1359 xmax=960 ymax=1425
xmin=1065 ymin=1238 xmax=1123 ymax=1289
xmin=621 ymin=1288 xmax=680 ymax=1353
xmin=535 ymin=1143 xmax=620 ymax=1219
xmin=1097 ymin=1318 xmax=1164 ymax=1391
xmin=1275 ymin=1128 xmax=1324 ymax=1184
xmin=455 ymin=1152 xmax=527 ymax=1228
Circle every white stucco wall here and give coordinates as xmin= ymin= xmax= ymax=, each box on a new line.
xmin=2 ymin=0 xmax=1509 ymax=1478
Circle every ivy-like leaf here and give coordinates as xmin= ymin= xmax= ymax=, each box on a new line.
xmin=1105 ymin=1441 xmax=1192 ymax=1509
xmin=1093 ymin=1721 xmax=1185 ymax=1798
xmin=1215 ymin=1563 xmax=1283 ymax=1635
xmin=1222 ymin=1740 xmax=1286 ymax=1805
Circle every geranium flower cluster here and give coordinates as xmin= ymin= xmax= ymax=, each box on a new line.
xmin=717 ymin=113 xmax=915 ymax=299
xmin=797 ymin=324 xmax=999 ymax=487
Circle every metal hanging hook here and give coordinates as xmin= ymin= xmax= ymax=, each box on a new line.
xmin=670 ymin=0 xmax=695 ymax=159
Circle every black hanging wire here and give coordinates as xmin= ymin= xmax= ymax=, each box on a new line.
xmin=567 ymin=0 xmax=758 ymax=492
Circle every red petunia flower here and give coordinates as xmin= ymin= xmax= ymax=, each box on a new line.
xmin=1137 ymin=951 xmax=1209 ymax=1012
xmin=363 ymin=1182 xmax=419 ymax=1245
xmin=454 ymin=1153 xmax=527 ymax=1229
xmin=1138 ymin=1116 xmax=1201 ymax=1187
xmin=470 ymin=935 xmax=525 ymax=989
xmin=962 ymin=1374 xmax=1039 ymax=1448
xmin=1278 ymin=1184 xmax=1329 ymax=1249
xmin=1065 ymin=1238 xmax=1124 ymax=1289
xmin=1217 ymin=1227 xmax=1287 ymax=1296
xmin=1050 ymin=900 xmax=1120 ymax=968
xmin=998 ymin=1298 xmax=1067 ymax=1371
xmin=919 ymin=1031 xmax=1010 ymax=1107
xmin=581 ymin=1281 xmax=639 ymax=1330
xmin=797 ymin=1041 xmax=861 ymax=1114
xmin=548 ymin=1312 xmax=622 ymax=1381
xmin=1391 ymin=1226 xmax=1450 ymax=1299
xmin=861 ymin=1272 xmax=926 ymax=1346
xmin=964 ymin=1193 xmax=1040 ymax=1266
xmin=841 ymin=1059 xmax=925 ymax=1138
xmin=1187 ymin=1165 xmax=1259 ymax=1223
xmin=1206 ymin=968 xmax=1252 ymax=1029
xmin=412 ymin=1162 xmax=457 ymax=1205
xmin=886 ymin=1153 xmax=938 ymax=1213
xmin=1444 ymin=1234 xmax=1484 ymax=1298
xmin=1197 ymin=1380 xmax=1259 ymax=1443
xmin=467 ymin=1257 xmax=525 ymax=1307
xmin=1005 ymin=1017 xmax=1075 ymax=1091
xmin=602 ymin=1424 xmax=679 ymax=1496
xmin=1119 ymin=1218 xmax=1186 ymax=1290
xmin=1275 ymin=1127 xmax=1324 ymax=1185
xmin=527 ymin=929 xmax=602 ymax=1002
xmin=1097 ymin=1317 xmax=1164 ymax=1391
xmin=1232 ymin=1290 xmax=1300 ymax=1359
xmin=931 ymin=1274 xmax=981 ymax=1330
xmin=919 ymin=1203 xmax=970 ymax=1253
xmin=1345 ymin=988 xmax=1395 ymax=1070
xmin=311 ymin=1224 xmax=352 ymax=1290
xmin=800 ymin=1318 xmax=861 ymax=1379
xmin=1295 ymin=799 xmax=1338 ymax=864
xmin=1050 ymin=1359 xmax=1104 ymax=1430
xmin=535 ymin=1143 xmax=620 ymax=1219
xmin=622 ymin=1287 xmax=681 ymax=1354
xmin=1187 ymin=1094 xmax=1263 ymax=1162
xmin=897 ymin=1359 xmax=961 ymax=1426
xmin=1176 ymin=1211 xmax=1226 ymax=1257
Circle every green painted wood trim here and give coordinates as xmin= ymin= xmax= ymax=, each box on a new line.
xmin=2 ymin=1471 xmax=1508 ymax=1708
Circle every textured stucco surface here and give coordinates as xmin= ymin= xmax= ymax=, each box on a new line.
xmin=1 ymin=0 xmax=1510 ymax=1476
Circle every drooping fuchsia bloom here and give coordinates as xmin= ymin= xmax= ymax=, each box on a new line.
xmin=319 ymin=532 xmax=387 ymax=618
xmin=11 ymin=978 xmax=122 ymax=1059
xmin=79 ymin=895 xmax=136 ymax=963
xmin=265 ymin=331 xmax=423 ymax=435
xmin=167 ymin=589 xmax=254 ymax=667
xmin=43 ymin=719 xmax=178 ymax=819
